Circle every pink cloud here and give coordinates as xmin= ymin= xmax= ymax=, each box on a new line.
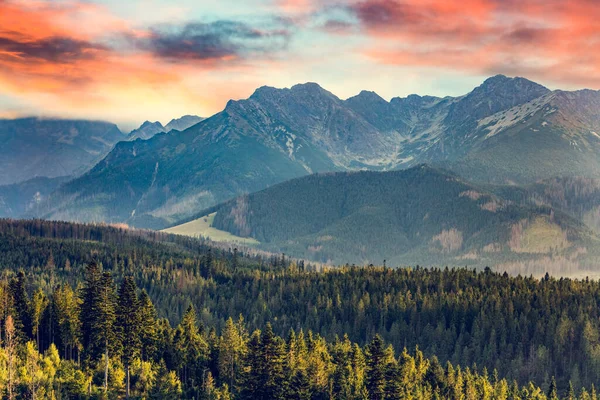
xmin=347 ymin=0 xmax=600 ymax=87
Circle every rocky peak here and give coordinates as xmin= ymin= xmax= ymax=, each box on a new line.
xmin=448 ymin=74 xmax=551 ymax=123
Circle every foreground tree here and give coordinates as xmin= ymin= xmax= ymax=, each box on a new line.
xmin=80 ymin=264 xmax=119 ymax=394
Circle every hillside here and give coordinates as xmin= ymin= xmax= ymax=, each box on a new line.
xmin=0 ymin=117 xmax=125 ymax=185
xmin=0 ymin=176 xmax=69 ymax=217
xmin=175 ymin=165 xmax=598 ymax=271
xmin=34 ymin=75 xmax=600 ymax=228
xmin=490 ymin=176 xmax=600 ymax=232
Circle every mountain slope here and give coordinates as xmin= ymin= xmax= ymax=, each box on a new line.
xmin=490 ymin=176 xmax=600 ymax=233
xmin=449 ymin=89 xmax=600 ymax=183
xmin=0 ymin=176 xmax=69 ymax=217
xmin=178 ymin=165 xmax=596 ymax=268
xmin=0 ymin=117 xmax=124 ymax=185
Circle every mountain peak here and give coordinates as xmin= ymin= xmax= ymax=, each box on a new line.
xmin=347 ymin=90 xmax=387 ymax=104
xmin=479 ymin=74 xmax=549 ymax=94
xmin=291 ymin=82 xmax=324 ymax=91
xmin=446 ymin=75 xmax=551 ymax=123
xmin=140 ymin=120 xmax=163 ymax=129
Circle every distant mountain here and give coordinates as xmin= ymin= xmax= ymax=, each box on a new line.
xmin=37 ymin=75 xmax=600 ymax=228
xmin=164 ymin=115 xmax=204 ymax=132
xmin=127 ymin=121 xmax=165 ymax=141
xmin=0 ymin=176 xmax=69 ymax=217
xmin=0 ymin=118 xmax=124 ymax=186
xmin=172 ymin=165 xmax=597 ymax=268
xmin=127 ymin=115 xmax=204 ymax=141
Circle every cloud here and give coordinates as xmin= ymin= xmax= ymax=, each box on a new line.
xmin=140 ymin=21 xmax=291 ymax=63
xmin=0 ymin=35 xmax=106 ymax=63
xmin=340 ymin=0 xmax=600 ymax=87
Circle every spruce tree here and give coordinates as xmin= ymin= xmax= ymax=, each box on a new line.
xmin=258 ymin=323 xmax=287 ymax=399
xmin=117 ymin=275 xmax=142 ymax=399
xmin=548 ymin=376 xmax=559 ymax=400
xmin=173 ymin=304 xmax=208 ymax=386
xmin=138 ymin=289 xmax=159 ymax=361
xmin=9 ymin=271 xmax=31 ymax=338
xmin=31 ymin=288 xmax=48 ymax=351
xmin=366 ymin=334 xmax=388 ymax=400
xmin=80 ymin=264 xmax=118 ymax=394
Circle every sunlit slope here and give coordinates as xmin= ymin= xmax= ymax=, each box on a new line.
xmin=163 ymin=212 xmax=260 ymax=245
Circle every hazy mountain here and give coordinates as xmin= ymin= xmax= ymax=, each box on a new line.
xmin=192 ymin=165 xmax=596 ymax=267
xmin=0 ymin=117 xmax=124 ymax=185
xmin=37 ymin=75 xmax=600 ymax=228
xmin=127 ymin=121 xmax=165 ymax=141
xmin=490 ymin=176 xmax=600 ymax=233
xmin=127 ymin=115 xmax=204 ymax=141
xmin=164 ymin=115 xmax=204 ymax=132
xmin=0 ymin=176 xmax=69 ymax=217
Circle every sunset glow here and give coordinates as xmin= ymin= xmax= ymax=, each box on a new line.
xmin=2 ymin=0 xmax=600 ymax=128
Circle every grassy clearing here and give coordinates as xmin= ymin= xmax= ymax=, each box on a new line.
xmin=162 ymin=212 xmax=260 ymax=245
xmin=515 ymin=217 xmax=570 ymax=253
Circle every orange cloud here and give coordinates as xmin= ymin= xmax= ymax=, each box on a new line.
xmin=349 ymin=0 xmax=600 ymax=87
xmin=0 ymin=0 xmax=291 ymax=125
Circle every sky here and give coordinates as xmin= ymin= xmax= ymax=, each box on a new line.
xmin=1 ymin=0 xmax=600 ymax=130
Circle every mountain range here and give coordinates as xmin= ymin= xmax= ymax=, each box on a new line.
xmin=0 ymin=117 xmax=125 ymax=186
xmin=28 ymin=75 xmax=600 ymax=230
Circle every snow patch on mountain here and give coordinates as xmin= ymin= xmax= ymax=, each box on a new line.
xmin=478 ymin=94 xmax=554 ymax=138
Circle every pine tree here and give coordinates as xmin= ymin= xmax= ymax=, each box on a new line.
xmin=54 ymin=283 xmax=81 ymax=361
xmin=138 ymin=290 xmax=159 ymax=362
xmin=548 ymin=376 xmax=559 ymax=400
xmin=366 ymin=335 xmax=388 ymax=400
xmin=9 ymin=271 xmax=31 ymax=338
xmin=240 ymin=330 xmax=262 ymax=399
xmin=151 ymin=363 xmax=183 ymax=400
xmin=384 ymin=360 xmax=403 ymax=400
xmin=79 ymin=263 xmax=118 ymax=394
xmin=31 ymin=288 xmax=48 ymax=351
xmin=257 ymin=323 xmax=287 ymax=399
xmin=117 ymin=276 xmax=142 ymax=399
xmin=173 ymin=304 xmax=208 ymax=387
xmin=99 ymin=272 xmax=119 ymax=394
xmin=4 ymin=315 xmax=18 ymax=400
xmin=289 ymin=369 xmax=311 ymax=400
xmin=22 ymin=341 xmax=42 ymax=399
xmin=218 ymin=317 xmax=247 ymax=391
xmin=566 ymin=381 xmax=576 ymax=400
xmin=79 ymin=262 xmax=102 ymax=356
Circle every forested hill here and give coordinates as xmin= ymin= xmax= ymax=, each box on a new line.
xmin=2 ymin=219 xmax=600 ymax=396
xmin=194 ymin=165 xmax=598 ymax=272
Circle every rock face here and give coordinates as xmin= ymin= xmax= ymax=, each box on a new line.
xmin=0 ymin=118 xmax=124 ymax=185
xmin=36 ymin=75 xmax=600 ymax=228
